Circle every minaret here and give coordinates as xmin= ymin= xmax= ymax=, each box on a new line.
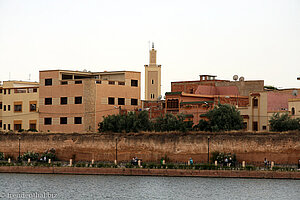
xmin=144 ymin=43 xmax=161 ymax=101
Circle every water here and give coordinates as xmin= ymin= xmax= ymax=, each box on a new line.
xmin=0 ymin=173 xmax=299 ymax=200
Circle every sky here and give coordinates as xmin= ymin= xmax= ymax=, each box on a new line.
xmin=0 ymin=0 xmax=299 ymax=99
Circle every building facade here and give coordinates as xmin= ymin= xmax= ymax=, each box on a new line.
xmin=0 ymin=81 xmax=39 ymax=132
xmin=165 ymin=75 xmax=263 ymax=125
xmin=39 ymin=70 xmax=141 ymax=133
xmin=144 ymin=43 xmax=161 ymax=101
xmin=239 ymin=89 xmax=300 ymax=131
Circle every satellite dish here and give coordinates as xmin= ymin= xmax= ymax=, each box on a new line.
xmin=239 ymin=76 xmax=245 ymax=81
xmin=233 ymin=75 xmax=238 ymax=81
xmin=292 ymin=90 xmax=298 ymax=97
xmin=157 ymin=95 xmax=162 ymax=100
xmin=83 ymin=69 xmax=87 ymax=72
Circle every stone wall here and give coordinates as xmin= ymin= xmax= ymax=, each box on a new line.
xmin=0 ymin=132 xmax=299 ymax=164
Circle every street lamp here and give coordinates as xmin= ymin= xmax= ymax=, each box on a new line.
xmin=18 ymin=136 xmax=21 ymax=162
xmin=115 ymin=138 xmax=118 ymax=165
xmin=207 ymin=136 xmax=210 ymax=164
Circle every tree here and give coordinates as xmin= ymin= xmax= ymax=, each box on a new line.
xmin=153 ymin=113 xmax=193 ymax=132
xmin=269 ymin=113 xmax=300 ymax=132
xmin=197 ymin=104 xmax=243 ymax=132
xmin=98 ymin=111 xmax=152 ymax=133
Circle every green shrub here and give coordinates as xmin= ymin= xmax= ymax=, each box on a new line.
xmin=27 ymin=128 xmax=38 ymax=132
xmin=97 ymin=163 xmax=104 ymax=168
xmin=0 ymin=152 xmax=4 ymax=160
xmin=245 ymin=165 xmax=255 ymax=170
xmin=166 ymin=163 xmax=175 ymax=169
xmin=21 ymin=151 xmax=39 ymax=161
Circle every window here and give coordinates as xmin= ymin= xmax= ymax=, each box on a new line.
xmin=118 ymin=98 xmax=125 ymax=105
xmin=30 ymin=102 xmax=37 ymax=112
xmin=14 ymin=104 xmax=22 ymax=112
xmin=29 ymin=123 xmax=36 ymax=130
xmin=3 ymin=105 xmax=6 ymax=111
xmin=167 ymin=99 xmax=179 ymax=109
xmin=109 ymin=81 xmax=115 ymax=85
xmin=45 ymin=98 xmax=52 ymax=105
xmin=3 ymin=124 xmax=6 ymax=130
xmin=61 ymin=81 xmax=68 ymax=85
xmin=74 ymin=117 xmax=82 ymax=124
xmin=262 ymin=125 xmax=267 ymax=130
xmin=44 ymin=118 xmax=52 ymax=125
xmin=108 ymin=97 xmax=115 ymax=105
xmin=8 ymin=105 xmax=10 ymax=111
xmin=4 ymin=89 xmax=6 ymax=95
xmin=8 ymin=124 xmax=10 ymax=130
xmin=28 ymin=88 xmax=37 ymax=93
xmin=151 ymin=94 xmax=155 ymax=99
xmin=131 ymin=99 xmax=138 ymax=106
xmin=253 ymin=98 xmax=258 ymax=107
xmin=62 ymin=74 xmax=73 ymax=80
xmin=14 ymin=88 xmax=26 ymax=93
xmin=61 ymin=97 xmax=68 ymax=105
xmin=0 ymin=102 xmax=2 ymax=110
xmin=8 ymin=89 xmax=10 ymax=94
xmin=131 ymin=80 xmax=138 ymax=87
xmin=60 ymin=117 xmax=67 ymax=124
xmin=0 ymin=120 xmax=2 ymax=128
xmin=0 ymin=89 xmax=2 ymax=93
xmin=118 ymin=82 xmax=125 ymax=85
xmin=152 ymin=80 xmax=154 ymax=84
xmin=14 ymin=123 xmax=22 ymax=131
xmin=253 ymin=122 xmax=258 ymax=131
xmin=292 ymin=107 xmax=295 ymax=115
xmin=96 ymin=80 xmax=101 ymax=84
xmin=75 ymin=80 xmax=82 ymax=84
xmin=75 ymin=96 xmax=82 ymax=104
xmin=243 ymin=122 xmax=247 ymax=130
xmin=45 ymin=79 xmax=52 ymax=86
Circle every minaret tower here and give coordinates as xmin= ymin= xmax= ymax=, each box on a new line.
xmin=144 ymin=43 xmax=161 ymax=101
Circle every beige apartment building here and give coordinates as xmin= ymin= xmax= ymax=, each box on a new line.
xmin=239 ymin=89 xmax=300 ymax=131
xmin=0 ymin=81 xmax=39 ymax=132
xmin=39 ymin=70 xmax=141 ymax=133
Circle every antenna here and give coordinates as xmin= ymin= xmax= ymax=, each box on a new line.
xmin=157 ymin=95 xmax=162 ymax=100
xmin=292 ymin=90 xmax=298 ymax=97
xmin=29 ymin=74 xmax=31 ymax=81
xmin=233 ymin=75 xmax=238 ymax=81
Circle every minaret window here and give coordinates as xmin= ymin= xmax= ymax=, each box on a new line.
xmin=152 ymin=80 xmax=154 ymax=84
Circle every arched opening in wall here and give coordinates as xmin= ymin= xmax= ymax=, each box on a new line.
xmin=292 ymin=107 xmax=295 ymax=115
xmin=252 ymin=98 xmax=258 ymax=108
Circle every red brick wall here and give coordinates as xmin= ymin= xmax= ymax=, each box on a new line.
xmin=0 ymin=132 xmax=299 ymax=165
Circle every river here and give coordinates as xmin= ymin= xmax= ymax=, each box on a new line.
xmin=0 ymin=173 xmax=299 ymax=199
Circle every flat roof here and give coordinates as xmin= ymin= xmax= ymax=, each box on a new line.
xmin=40 ymin=69 xmax=140 ymax=74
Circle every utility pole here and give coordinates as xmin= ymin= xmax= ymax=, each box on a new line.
xmin=207 ymin=136 xmax=210 ymax=164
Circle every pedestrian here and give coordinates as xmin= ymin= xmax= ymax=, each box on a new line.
xmin=224 ymin=157 xmax=228 ymax=167
xmin=190 ymin=158 xmax=193 ymax=165
xmin=229 ymin=157 xmax=232 ymax=167
xmin=298 ymin=159 xmax=300 ymax=169
xmin=264 ymin=158 xmax=268 ymax=168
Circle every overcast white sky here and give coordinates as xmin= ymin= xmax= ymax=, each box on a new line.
xmin=0 ymin=0 xmax=299 ymax=99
